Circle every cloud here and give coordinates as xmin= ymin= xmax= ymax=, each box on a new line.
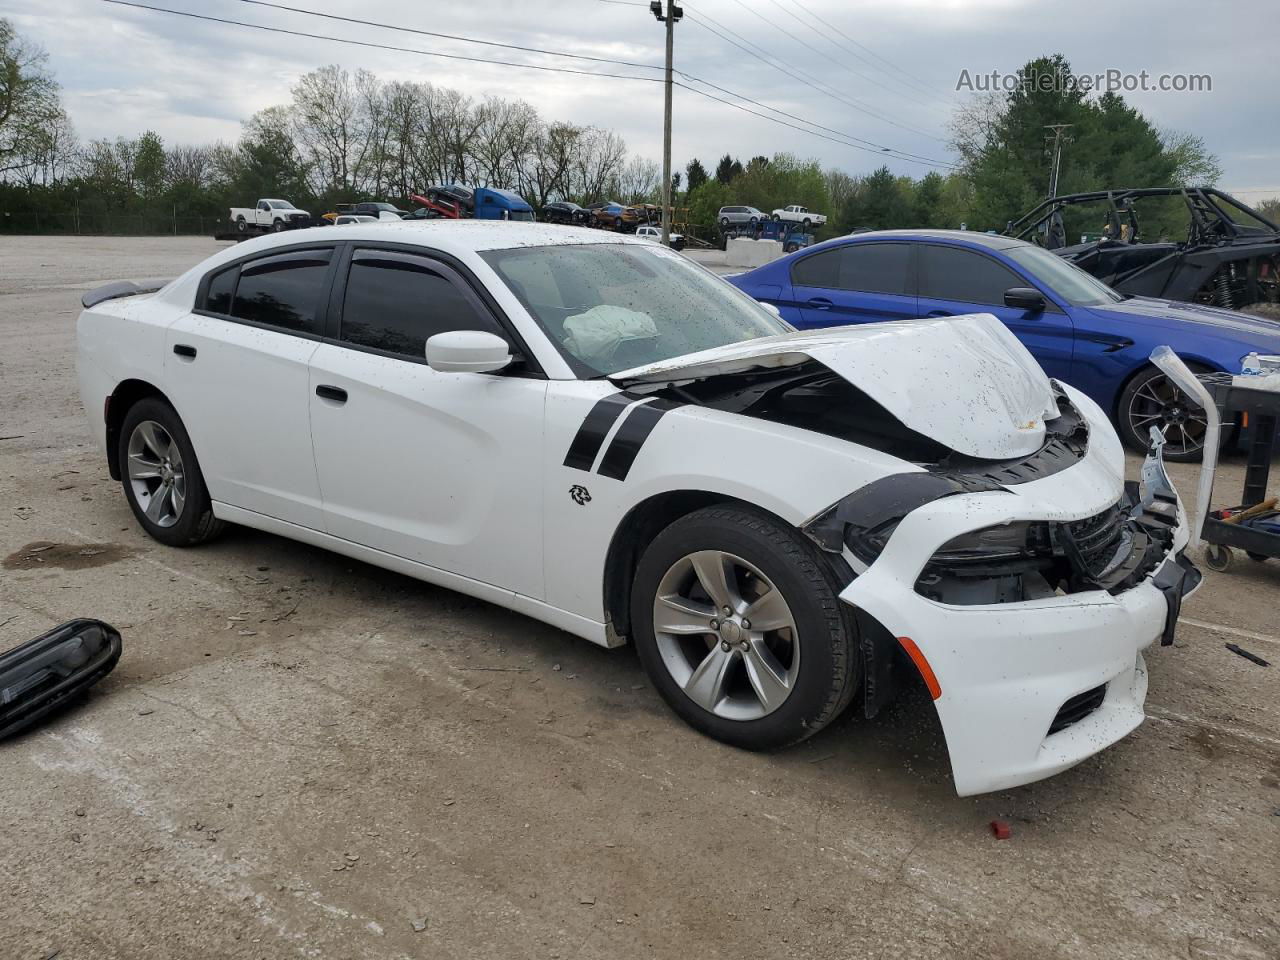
xmin=7 ymin=0 xmax=1278 ymax=200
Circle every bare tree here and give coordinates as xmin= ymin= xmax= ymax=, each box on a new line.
xmin=0 ymin=19 xmax=66 ymax=179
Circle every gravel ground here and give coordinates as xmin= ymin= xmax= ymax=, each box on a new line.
xmin=1 ymin=235 xmax=1278 ymax=960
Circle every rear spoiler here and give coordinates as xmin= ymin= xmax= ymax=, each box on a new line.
xmin=81 ymin=279 xmax=166 ymax=309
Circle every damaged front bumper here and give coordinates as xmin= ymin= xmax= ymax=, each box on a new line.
xmin=818 ymin=415 xmax=1201 ymax=796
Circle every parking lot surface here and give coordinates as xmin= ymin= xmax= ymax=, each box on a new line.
xmin=2 ymin=235 xmax=1278 ymax=959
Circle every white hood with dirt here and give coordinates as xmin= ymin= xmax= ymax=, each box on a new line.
xmin=611 ymin=313 xmax=1059 ymax=460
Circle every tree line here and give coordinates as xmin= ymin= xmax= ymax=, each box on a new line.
xmin=3 ymin=18 xmax=1263 ymax=238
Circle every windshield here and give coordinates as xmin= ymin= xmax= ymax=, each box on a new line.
xmin=509 ymin=210 xmax=535 ymax=222
xmin=267 ymin=201 xmax=291 ymax=209
xmin=1005 ymin=244 xmax=1123 ymax=306
xmin=481 ymin=242 xmax=790 ymax=376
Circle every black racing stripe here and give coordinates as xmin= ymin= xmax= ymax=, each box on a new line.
xmin=597 ymin=398 xmax=683 ymax=481
xmin=563 ymin=392 xmax=642 ymax=471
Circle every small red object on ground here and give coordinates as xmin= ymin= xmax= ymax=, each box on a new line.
xmin=990 ymin=820 xmax=1012 ymax=840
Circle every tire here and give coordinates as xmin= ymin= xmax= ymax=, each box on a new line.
xmin=1116 ymin=364 xmax=1212 ymax=462
xmin=749 ymin=217 xmax=758 ymax=225
xmin=720 ymin=217 xmax=730 ymax=227
xmin=271 ymin=219 xmax=285 ymax=233
xmin=630 ymin=505 xmax=859 ymax=751
xmin=118 ymin=398 xmax=224 ymax=548
xmin=802 ymin=218 xmax=812 ymax=229
xmin=771 ymin=213 xmax=781 ymax=221
xmin=235 ymin=216 xmax=247 ymax=233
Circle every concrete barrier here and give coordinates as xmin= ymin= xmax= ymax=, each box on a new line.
xmin=725 ymin=237 xmax=784 ymax=268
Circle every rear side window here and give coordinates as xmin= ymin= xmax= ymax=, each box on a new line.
xmin=919 ymin=245 xmax=1023 ymax=305
xmin=231 ymin=249 xmax=332 ymax=333
xmin=339 ymin=250 xmax=503 ymax=359
xmin=792 ymin=249 xmax=840 ymax=287
xmin=204 ymin=266 xmax=237 ymax=314
xmin=835 ymin=243 xmax=911 ymax=295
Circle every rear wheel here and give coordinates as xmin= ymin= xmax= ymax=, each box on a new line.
xmin=119 ymin=399 xmax=224 ymax=547
xmin=1116 ymin=364 xmax=1211 ymax=462
xmin=631 ymin=505 xmax=858 ymax=750
xmin=235 ymin=216 xmax=247 ymax=233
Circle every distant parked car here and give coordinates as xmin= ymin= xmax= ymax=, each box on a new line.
xmin=771 ymin=205 xmax=826 ymax=228
xmin=353 ymin=201 xmax=409 ymax=220
xmin=228 ymin=199 xmax=311 ymax=234
xmin=542 ymin=201 xmax=587 ymax=225
xmin=333 ymin=214 xmax=380 ymax=225
xmin=635 ymin=224 xmax=685 ymax=250
xmin=426 ymin=184 xmax=475 ymax=213
xmin=588 ymin=201 xmax=639 ymax=231
xmin=718 ymin=205 xmax=765 ymax=227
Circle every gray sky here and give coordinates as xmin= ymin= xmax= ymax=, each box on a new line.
xmin=9 ymin=0 xmax=1279 ymax=203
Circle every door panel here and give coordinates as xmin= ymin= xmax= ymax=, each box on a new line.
xmin=788 ymin=242 xmax=918 ymax=328
xmin=164 ymin=315 xmax=323 ymax=528
xmin=308 ymin=347 xmax=547 ymax=597
xmin=916 ymin=243 xmax=1075 ymax=382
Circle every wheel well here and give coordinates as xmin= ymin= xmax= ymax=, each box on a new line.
xmin=105 ymin=379 xmax=173 ymax=480
xmin=1111 ymin=356 xmax=1220 ymax=423
xmin=602 ymin=491 xmax=750 ymax=642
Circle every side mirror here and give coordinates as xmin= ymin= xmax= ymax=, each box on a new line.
xmin=1004 ymin=287 xmax=1046 ymax=311
xmin=425 ymin=330 xmax=513 ymax=374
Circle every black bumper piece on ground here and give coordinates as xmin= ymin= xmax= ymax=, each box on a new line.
xmin=0 ymin=619 xmax=122 ymax=740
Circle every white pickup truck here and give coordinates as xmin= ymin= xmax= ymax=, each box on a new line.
xmin=228 ymin=199 xmax=311 ymax=234
xmin=770 ymin=204 xmax=827 ymax=227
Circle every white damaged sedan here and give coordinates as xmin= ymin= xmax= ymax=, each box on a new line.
xmin=76 ymin=222 xmax=1200 ymax=795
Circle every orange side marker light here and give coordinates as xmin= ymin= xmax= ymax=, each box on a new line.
xmin=898 ymin=636 xmax=941 ymax=700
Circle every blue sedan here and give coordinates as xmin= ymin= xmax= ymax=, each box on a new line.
xmin=730 ymin=229 xmax=1280 ymax=460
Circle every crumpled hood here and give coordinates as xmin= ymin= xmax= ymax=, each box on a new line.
xmin=611 ymin=314 xmax=1059 ymax=459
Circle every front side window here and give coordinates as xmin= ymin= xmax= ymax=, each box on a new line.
xmin=231 ymin=249 xmax=332 ymax=333
xmin=918 ymin=244 xmax=1024 ymax=306
xmin=481 ymin=242 xmax=788 ymax=376
xmin=340 ymin=250 xmax=502 ymax=359
xmin=1004 ymin=244 xmax=1121 ymax=306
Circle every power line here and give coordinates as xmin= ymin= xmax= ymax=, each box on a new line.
xmin=757 ymin=0 xmax=945 ymax=114
xmin=237 ymin=0 xmax=662 ymax=72
xmin=707 ymin=0 xmax=945 ymax=140
xmin=781 ymin=0 xmax=946 ymax=103
xmin=238 ymin=0 xmax=952 ymax=167
xmin=98 ymin=0 xmax=955 ymax=169
xmin=100 ymin=0 xmax=663 ymax=82
xmin=680 ymin=5 xmax=945 ymax=145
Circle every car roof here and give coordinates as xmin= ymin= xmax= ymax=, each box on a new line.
xmin=847 ymin=228 xmax=1025 ymax=251
xmin=221 ymin=220 xmax=641 ymax=256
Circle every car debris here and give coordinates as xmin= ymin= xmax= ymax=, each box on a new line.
xmin=1224 ymin=643 xmax=1270 ymax=667
xmin=0 ymin=619 xmax=122 ymax=740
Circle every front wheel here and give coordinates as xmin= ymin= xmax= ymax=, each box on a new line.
xmin=1116 ymin=364 xmax=1211 ymax=462
xmin=119 ymin=398 xmax=224 ymax=547
xmin=720 ymin=217 xmax=730 ymax=227
xmin=802 ymin=218 xmax=812 ymax=229
xmin=631 ymin=505 xmax=859 ymax=750
xmin=271 ymin=219 xmax=285 ymax=233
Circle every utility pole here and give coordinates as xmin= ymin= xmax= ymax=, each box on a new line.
xmin=1044 ymin=123 xmax=1073 ymax=198
xmin=651 ymin=1 xmax=682 ymax=246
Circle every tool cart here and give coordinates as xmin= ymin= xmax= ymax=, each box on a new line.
xmin=1194 ymin=372 xmax=1280 ymax=572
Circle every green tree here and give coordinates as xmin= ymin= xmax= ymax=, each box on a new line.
xmin=685 ymin=157 xmax=708 ymax=193
xmin=133 ymin=130 xmax=166 ymax=199
xmin=0 ymin=19 xmax=67 ymax=178
xmin=714 ymin=153 xmax=743 ymax=184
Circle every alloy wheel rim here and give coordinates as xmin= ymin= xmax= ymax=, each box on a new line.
xmin=127 ymin=420 xmax=186 ymax=528
xmin=652 ymin=550 xmax=799 ymax=721
xmin=1127 ymin=374 xmax=1208 ymax=456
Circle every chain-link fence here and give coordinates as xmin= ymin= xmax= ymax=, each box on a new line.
xmin=0 ymin=212 xmax=230 ymax=236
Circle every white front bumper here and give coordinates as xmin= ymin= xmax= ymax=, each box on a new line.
xmin=840 ymin=418 xmax=1193 ymax=796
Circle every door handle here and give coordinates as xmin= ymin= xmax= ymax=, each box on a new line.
xmin=806 ymin=297 xmax=833 ymax=310
xmin=315 ymin=385 xmax=348 ymax=404
xmin=925 ymin=310 xmax=952 ymax=318
xmin=173 ymin=344 xmax=197 ymax=359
